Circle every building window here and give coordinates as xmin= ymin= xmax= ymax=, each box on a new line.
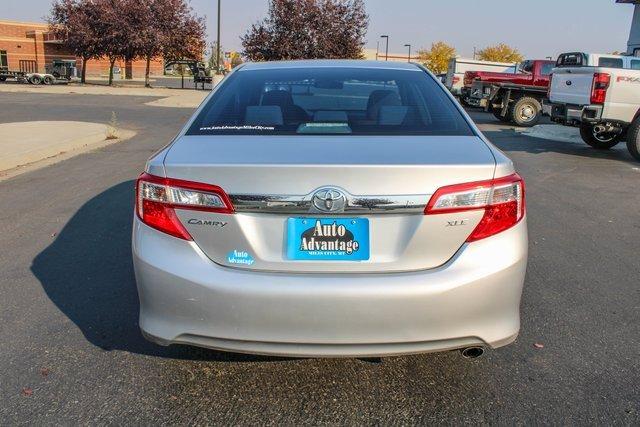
xmin=0 ymin=50 xmax=8 ymax=69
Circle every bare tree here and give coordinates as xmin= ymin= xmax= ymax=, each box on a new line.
xmin=242 ymin=0 xmax=368 ymax=61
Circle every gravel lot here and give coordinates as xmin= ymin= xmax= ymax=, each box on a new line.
xmin=0 ymin=91 xmax=638 ymax=424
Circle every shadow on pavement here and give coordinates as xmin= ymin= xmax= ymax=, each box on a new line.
xmin=483 ymin=128 xmax=637 ymax=164
xmin=31 ymin=180 xmax=284 ymax=363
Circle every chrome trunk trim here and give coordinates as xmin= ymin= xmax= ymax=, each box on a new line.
xmin=229 ymin=191 xmax=428 ymax=214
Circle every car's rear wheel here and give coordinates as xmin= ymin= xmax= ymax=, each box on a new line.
xmin=579 ymin=123 xmax=622 ymax=149
xmin=0 ymin=76 xmax=6 ymax=82
xmin=509 ymin=96 xmax=541 ymax=127
xmin=625 ymin=119 xmax=640 ymax=161
xmin=29 ymin=75 xmax=42 ymax=85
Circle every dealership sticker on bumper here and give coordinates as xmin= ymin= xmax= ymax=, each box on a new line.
xmin=287 ymin=218 xmax=370 ymax=261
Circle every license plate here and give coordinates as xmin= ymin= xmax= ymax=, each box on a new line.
xmin=286 ymin=218 xmax=370 ymax=261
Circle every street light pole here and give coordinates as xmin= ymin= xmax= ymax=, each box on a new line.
xmin=216 ymin=0 xmax=221 ymax=74
xmin=380 ymin=35 xmax=389 ymax=61
xmin=404 ymin=44 xmax=411 ymax=62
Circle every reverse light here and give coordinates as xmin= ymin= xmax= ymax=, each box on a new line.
xmin=425 ymin=173 xmax=525 ymax=242
xmin=135 ymin=173 xmax=234 ymax=240
xmin=590 ymin=72 xmax=610 ymax=105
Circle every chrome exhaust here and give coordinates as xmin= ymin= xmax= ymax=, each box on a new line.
xmin=460 ymin=346 xmax=485 ymax=359
xmin=593 ymin=124 xmax=607 ymax=134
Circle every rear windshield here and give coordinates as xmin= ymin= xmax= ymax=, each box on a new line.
xmin=556 ymin=53 xmax=586 ymax=67
xmin=187 ymin=67 xmax=474 ymax=136
xmin=598 ymin=57 xmax=624 ymax=69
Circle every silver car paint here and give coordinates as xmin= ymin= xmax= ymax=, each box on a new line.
xmin=134 ymin=60 xmax=527 ymax=356
xmin=133 ymin=216 xmax=527 ymax=357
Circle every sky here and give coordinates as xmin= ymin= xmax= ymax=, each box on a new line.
xmin=3 ymin=0 xmax=634 ymax=59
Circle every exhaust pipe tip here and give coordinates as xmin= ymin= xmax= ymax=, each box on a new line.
xmin=460 ymin=346 xmax=485 ymax=359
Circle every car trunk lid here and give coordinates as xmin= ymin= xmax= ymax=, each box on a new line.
xmin=163 ymin=134 xmax=497 ymax=273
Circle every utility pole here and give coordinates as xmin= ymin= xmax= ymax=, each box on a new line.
xmin=404 ymin=44 xmax=411 ymax=62
xmin=216 ymin=0 xmax=221 ymax=74
xmin=375 ymin=41 xmax=379 ymax=60
xmin=380 ymin=35 xmax=389 ymax=61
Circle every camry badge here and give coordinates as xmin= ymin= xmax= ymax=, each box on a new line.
xmin=312 ymin=188 xmax=347 ymax=212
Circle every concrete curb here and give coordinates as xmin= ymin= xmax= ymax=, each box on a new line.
xmin=0 ymin=121 xmax=136 ymax=182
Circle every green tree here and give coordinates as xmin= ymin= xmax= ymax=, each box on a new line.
xmin=477 ymin=43 xmax=524 ymax=63
xmin=417 ymin=41 xmax=456 ymax=74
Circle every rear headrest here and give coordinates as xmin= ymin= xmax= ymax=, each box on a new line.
xmin=378 ymin=106 xmax=408 ymax=125
xmin=366 ymin=90 xmax=401 ymax=120
xmin=313 ymin=110 xmax=348 ymax=122
xmin=261 ymin=89 xmax=294 ymax=106
xmin=245 ymin=106 xmax=283 ymax=126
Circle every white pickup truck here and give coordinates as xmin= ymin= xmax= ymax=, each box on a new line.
xmin=544 ymin=52 xmax=640 ymax=161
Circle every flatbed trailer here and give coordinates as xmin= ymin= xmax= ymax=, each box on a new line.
xmin=0 ymin=69 xmax=27 ymax=83
xmin=0 ymin=60 xmax=78 ymax=85
xmin=470 ymin=80 xmax=548 ymax=127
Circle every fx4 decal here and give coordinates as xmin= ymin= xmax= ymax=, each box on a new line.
xmin=616 ymin=76 xmax=640 ymax=84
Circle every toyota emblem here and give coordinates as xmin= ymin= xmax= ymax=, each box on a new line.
xmin=312 ymin=188 xmax=346 ymax=212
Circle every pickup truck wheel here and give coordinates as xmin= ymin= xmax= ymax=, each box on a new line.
xmin=579 ymin=123 xmax=622 ymax=149
xmin=625 ymin=119 xmax=640 ymax=161
xmin=510 ymin=97 xmax=541 ymax=127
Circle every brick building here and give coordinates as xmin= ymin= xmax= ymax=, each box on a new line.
xmin=0 ymin=19 xmax=164 ymax=78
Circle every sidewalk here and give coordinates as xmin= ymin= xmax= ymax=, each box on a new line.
xmin=0 ymin=83 xmax=210 ymax=108
xmin=0 ymin=121 xmax=135 ymax=181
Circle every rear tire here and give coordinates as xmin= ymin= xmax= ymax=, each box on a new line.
xmin=29 ymin=75 xmax=42 ymax=85
xmin=492 ymin=106 xmax=512 ymax=122
xmin=43 ymin=76 xmax=54 ymax=85
xmin=579 ymin=123 xmax=622 ymax=149
xmin=625 ymin=119 xmax=640 ymax=162
xmin=0 ymin=76 xmax=6 ymax=82
xmin=509 ymin=96 xmax=542 ymax=127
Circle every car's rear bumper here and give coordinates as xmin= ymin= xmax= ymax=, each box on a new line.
xmin=543 ymin=101 xmax=603 ymax=125
xmin=132 ymin=217 xmax=528 ymax=357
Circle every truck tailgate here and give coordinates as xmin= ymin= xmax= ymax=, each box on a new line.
xmin=549 ymin=69 xmax=593 ymax=105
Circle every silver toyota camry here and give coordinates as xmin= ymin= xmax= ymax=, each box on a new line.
xmin=133 ymin=60 xmax=527 ymax=358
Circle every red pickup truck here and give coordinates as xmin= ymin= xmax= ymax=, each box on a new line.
xmin=463 ymin=59 xmax=555 ymax=126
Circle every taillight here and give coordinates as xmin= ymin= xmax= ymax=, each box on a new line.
xmin=425 ymin=173 xmax=525 ymax=242
xmin=590 ymin=72 xmax=610 ymax=104
xmin=135 ymin=172 xmax=234 ymax=240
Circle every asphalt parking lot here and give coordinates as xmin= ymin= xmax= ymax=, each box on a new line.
xmin=0 ymin=91 xmax=638 ymax=424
